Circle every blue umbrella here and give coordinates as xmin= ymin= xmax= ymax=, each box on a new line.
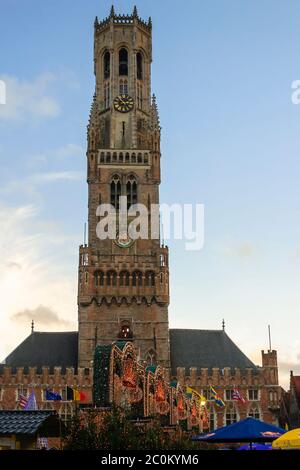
xmin=237 ymin=443 xmax=273 ymax=450
xmin=193 ymin=417 xmax=285 ymax=444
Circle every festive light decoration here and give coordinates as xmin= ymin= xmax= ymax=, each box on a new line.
xmin=93 ymin=344 xmax=112 ymax=407
xmin=93 ymin=340 xmax=207 ymax=426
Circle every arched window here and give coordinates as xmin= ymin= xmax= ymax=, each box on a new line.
xmin=132 ymin=271 xmax=143 ymax=287
xmin=119 ymin=48 xmax=128 ymax=76
xmin=107 ymin=271 xmax=117 ymax=286
xmin=225 ymin=403 xmax=238 ymax=426
xmin=94 ymin=271 xmax=104 ymax=287
xmin=145 ymin=271 xmax=155 ymax=287
xmin=136 ymin=52 xmax=143 ymax=80
xmin=110 ymin=175 xmax=121 ymax=210
xmin=126 ymin=176 xmax=137 ymax=209
xmin=248 ymin=406 xmax=260 ymax=420
xmin=119 ymin=79 xmax=128 ymax=95
xmin=120 ymin=271 xmax=130 ymax=287
xmin=103 ymin=51 xmax=110 ymax=79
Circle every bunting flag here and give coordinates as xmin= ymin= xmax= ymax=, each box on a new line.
xmin=210 ymin=386 xmax=225 ymax=407
xmin=232 ymin=388 xmax=246 ymax=403
xmin=185 ymin=386 xmax=207 ymax=404
xmin=45 ymin=390 xmax=62 ymax=401
xmin=66 ymin=386 xmax=86 ymax=402
xmin=19 ymin=394 xmax=28 ymax=409
xmin=24 ymin=391 xmax=38 ymax=410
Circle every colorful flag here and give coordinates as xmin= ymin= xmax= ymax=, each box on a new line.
xmin=66 ymin=386 xmax=74 ymax=401
xmin=232 ymin=388 xmax=246 ymax=403
xmin=214 ymin=397 xmax=225 ymax=407
xmin=19 ymin=394 xmax=28 ymax=409
xmin=45 ymin=390 xmax=62 ymax=401
xmin=210 ymin=386 xmax=225 ymax=407
xmin=186 ymin=386 xmax=206 ymax=403
xmin=66 ymin=386 xmax=86 ymax=402
xmin=24 ymin=391 xmax=38 ymax=410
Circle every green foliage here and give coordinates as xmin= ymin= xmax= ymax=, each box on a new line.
xmin=63 ymin=406 xmax=209 ymax=450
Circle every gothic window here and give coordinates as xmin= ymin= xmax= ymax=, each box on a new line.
xmin=107 ymin=270 xmax=117 ymax=286
xmin=248 ymin=389 xmax=259 ymax=401
xmin=119 ymin=48 xmax=128 ymax=76
xmin=132 ymin=271 xmax=143 ymax=287
xmin=110 ymin=175 xmax=121 ymax=210
xmin=248 ymin=406 xmax=260 ymax=420
xmin=120 ymin=271 xmax=130 ymax=287
xmin=103 ymin=51 xmax=110 ymax=79
xmin=94 ymin=271 xmax=104 ymax=287
xmin=145 ymin=271 xmax=155 ymax=287
xmin=225 ymin=389 xmax=235 ymax=401
xmin=136 ymin=52 xmax=143 ymax=80
xmin=119 ymin=79 xmax=128 ymax=94
xmin=225 ymin=403 xmax=238 ymax=426
xmin=160 ymin=254 xmax=165 ymax=267
xmin=126 ymin=176 xmax=137 ymax=209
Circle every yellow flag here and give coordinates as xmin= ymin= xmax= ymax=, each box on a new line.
xmin=186 ymin=386 xmax=206 ymax=404
xmin=74 ymin=390 xmax=81 ymax=401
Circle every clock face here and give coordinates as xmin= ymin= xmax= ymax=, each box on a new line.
xmin=114 ymin=94 xmax=134 ymax=113
xmin=114 ymin=231 xmax=134 ymax=248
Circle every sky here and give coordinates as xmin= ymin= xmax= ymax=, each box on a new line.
xmin=0 ymin=0 xmax=300 ymax=389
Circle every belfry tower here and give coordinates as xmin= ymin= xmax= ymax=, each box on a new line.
xmin=78 ymin=7 xmax=170 ymax=370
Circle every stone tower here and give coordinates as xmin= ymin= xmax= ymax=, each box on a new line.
xmin=78 ymin=7 xmax=170 ymax=370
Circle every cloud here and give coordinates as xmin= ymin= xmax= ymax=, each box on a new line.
xmin=28 ymin=144 xmax=84 ymax=168
xmin=236 ymin=243 xmax=254 ymax=258
xmin=11 ymin=305 xmax=74 ymax=329
xmin=0 ymin=201 xmax=78 ymax=360
xmin=218 ymin=241 xmax=256 ymax=259
xmin=0 ymin=73 xmax=61 ymax=122
xmin=0 ymin=170 xmax=84 ymax=199
xmin=54 ymin=143 xmax=84 ymax=159
xmin=31 ymin=170 xmax=84 ymax=183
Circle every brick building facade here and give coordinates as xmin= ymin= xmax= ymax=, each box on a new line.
xmin=0 ymin=7 xmax=281 ymax=428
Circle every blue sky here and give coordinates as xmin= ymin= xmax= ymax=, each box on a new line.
xmin=0 ymin=0 xmax=300 ymax=387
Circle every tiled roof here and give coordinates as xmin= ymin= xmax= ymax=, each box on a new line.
xmin=169 ymin=329 xmax=257 ymax=375
xmin=4 ymin=332 xmax=78 ymax=371
xmin=0 ymin=410 xmax=61 ymax=436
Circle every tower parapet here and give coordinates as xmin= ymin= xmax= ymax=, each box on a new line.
xmin=95 ymin=6 xmax=152 ymax=35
